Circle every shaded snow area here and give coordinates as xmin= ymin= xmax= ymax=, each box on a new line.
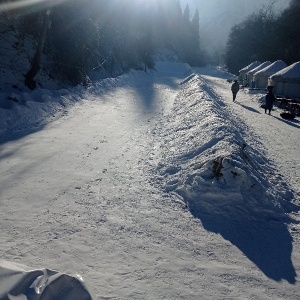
xmin=0 ymin=62 xmax=300 ymax=299
xmin=0 ymin=25 xmax=58 ymax=109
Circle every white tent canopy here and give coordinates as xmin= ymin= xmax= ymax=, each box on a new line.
xmin=238 ymin=61 xmax=261 ymax=84
xmin=246 ymin=61 xmax=271 ymax=86
xmin=253 ymin=60 xmax=287 ymax=89
xmin=269 ymin=61 xmax=300 ymax=99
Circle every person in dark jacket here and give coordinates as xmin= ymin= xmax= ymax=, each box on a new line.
xmin=265 ymin=86 xmax=276 ymax=115
xmin=231 ymin=80 xmax=240 ymax=101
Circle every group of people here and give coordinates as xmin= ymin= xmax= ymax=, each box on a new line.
xmin=230 ymin=80 xmax=275 ymax=115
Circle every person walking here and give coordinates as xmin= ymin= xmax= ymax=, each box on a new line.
xmin=231 ymin=80 xmax=240 ymax=102
xmin=265 ymin=86 xmax=276 ymax=115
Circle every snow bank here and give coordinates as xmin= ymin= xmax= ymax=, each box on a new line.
xmin=0 ymin=70 xmax=139 ymax=141
xmin=194 ymin=65 xmax=236 ymax=80
xmin=0 ymin=60 xmax=192 ymax=142
xmin=0 ymin=86 xmax=84 ymax=141
xmin=154 ymin=74 xmax=294 ymax=223
xmin=152 ymin=74 xmax=298 ymax=284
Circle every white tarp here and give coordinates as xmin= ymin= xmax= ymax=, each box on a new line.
xmin=253 ymin=60 xmax=287 ymax=89
xmin=269 ymin=61 xmax=300 ymax=99
xmin=0 ymin=260 xmax=94 ymax=300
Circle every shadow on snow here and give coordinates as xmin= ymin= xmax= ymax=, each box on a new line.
xmin=186 ymin=202 xmax=297 ymax=284
xmin=236 ymin=102 xmax=261 ymax=114
xmin=0 ymin=68 xmax=184 ymax=147
xmin=166 ymin=72 xmax=299 ymax=284
xmin=272 ymin=115 xmax=300 ymax=129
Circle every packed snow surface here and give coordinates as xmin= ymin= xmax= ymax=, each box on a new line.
xmin=0 ymin=62 xmax=299 ymax=299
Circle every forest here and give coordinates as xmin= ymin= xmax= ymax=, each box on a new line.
xmin=0 ymin=0 xmax=202 ymax=87
xmin=225 ymin=0 xmax=300 ymax=74
xmin=0 ymin=0 xmax=299 ymax=87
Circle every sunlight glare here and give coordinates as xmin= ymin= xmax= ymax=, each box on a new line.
xmin=0 ymin=0 xmax=68 ymax=12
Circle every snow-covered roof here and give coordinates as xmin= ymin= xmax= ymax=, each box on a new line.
xmin=239 ymin=61 xmax=261 ymax=73
xmin=270 ymin=61 xmax=300 ymax=82
xmin=254 ymin=60 xmax=287 ymax=76
xmin=247 ymin=61 xmax=271 ymax=75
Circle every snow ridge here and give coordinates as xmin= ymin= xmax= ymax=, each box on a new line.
xmin=152 ymin=73 xmax=298 ymax=283
xmin=155 ymin=74 xmax=294 ymax=220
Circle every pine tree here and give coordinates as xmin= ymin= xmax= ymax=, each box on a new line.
xmin=183 ymin=3 xmax=190 ymax=24
xmin=25 ymin=8 xmax=52 ymax=89
xmin=191 ymin=8 xmax=200 ymax=44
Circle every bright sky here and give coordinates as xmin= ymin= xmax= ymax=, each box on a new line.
xmin=180 ymin=0 xmax=289 ymax=51
xmin=180 ymin=0 xmax=288 ymax=22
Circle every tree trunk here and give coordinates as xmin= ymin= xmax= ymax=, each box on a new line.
xmin=24 ymin=9 xmax=51 ymax=90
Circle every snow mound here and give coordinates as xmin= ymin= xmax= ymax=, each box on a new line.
xmin=194 ymin=65 xmax=236 ymax=80
xmin=180 ymin=73 xmax=197 ymax=85
xmin=154 ymin=74 xmax=294 ymax=223
xmin=0 ymin=86 xmax=84 ymax=141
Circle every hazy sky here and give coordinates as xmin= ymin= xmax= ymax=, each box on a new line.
xmin=181 ymin=0 xmax=288 ymax=19
xmin=180 ymin=0 xmax=289 ymax=53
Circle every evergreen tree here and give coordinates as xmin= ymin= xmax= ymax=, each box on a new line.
xmin=225 ymin=0 xmax=300 ymax=73
xmin=183 ymin=3 xmax=190 ymax=24
xmin=1 ymin=0 xmax=208 ymax=86
xmin=191 ymin=8 xmax=200 ymax=45
xmin=225 ymin=7 xmax=277 ymax=74
xmin=273 ymin=0 xmax=300 ymax=64
xmin=49 ymin=0 xmax=98 ymax=85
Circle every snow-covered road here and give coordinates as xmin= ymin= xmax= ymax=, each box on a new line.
xmin=0 ymin=63 xmax=299 ymax=299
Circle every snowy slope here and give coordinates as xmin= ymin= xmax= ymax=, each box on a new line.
xmin=0 ymin=62 xmax=299 ymax=299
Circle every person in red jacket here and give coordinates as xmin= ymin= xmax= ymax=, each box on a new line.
xmin=231 ymin=80 xmax=240 ymax=102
